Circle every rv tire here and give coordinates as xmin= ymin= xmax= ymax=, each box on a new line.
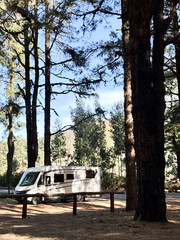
xmin=77 ymin=195 xmax=85 ymax=202
xmin=32 ymin=197 xmax=41 ymax=205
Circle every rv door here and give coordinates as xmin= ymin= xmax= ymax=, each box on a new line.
xmin=37 ymin=174 xmax=47 ymax=194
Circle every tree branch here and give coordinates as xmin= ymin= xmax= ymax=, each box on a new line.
xmin=51 ymin=108 xmax=107 ymax=136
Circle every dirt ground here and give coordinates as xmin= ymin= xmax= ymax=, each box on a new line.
xmin=0 ymin=193 xmax=180 ymax=240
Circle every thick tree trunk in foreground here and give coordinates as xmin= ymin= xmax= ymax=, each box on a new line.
xmin=121 ymin=0 xmax=137 ymax=211
xmin=130 ymin=0 xmax=166 ymax=221
xmin=151 ymin=0 xmax=166 ymax=220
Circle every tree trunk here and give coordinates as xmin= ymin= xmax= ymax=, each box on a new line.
xmin=152 ymin=0 xmax=166 ymax=220
xmin=44 ymin=0 xmax=51 ymax=166
xmin=7 ymin=72 xmax=14 ymax=194
xmin=173 ymin=8 xmax=180 ymax=179
xmin=176 ymin=148 xmax=180 ymax=179
xmin=172 ymin=132 xmax=180 ymax=179
xmin=121 ymin=0 xmax=137 ymax=211
xmin=31 ymin=0 xmax=39 ymax=166
xmin=24 ymin=0 xmax=33 ymax=167
xmin=129 ymin=0 xmax=166 ymax=221
xmin=173 ymin=9 xmax=180 ymax=103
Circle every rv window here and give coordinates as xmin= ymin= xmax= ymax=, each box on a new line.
xmin=67 ymin=174 xmax=74 ymax=180
xmin=54 ymin=174 xmax=64 ymax=183
xmin=38 ymin=175 xmax=44 ymax=186
xmin=86 ymin=170 xmax=96 ymax=178
xmin=20 ymin=172 xmax=40 ymax=186
xmin=45 ymin=176 xmax=51 ymax=185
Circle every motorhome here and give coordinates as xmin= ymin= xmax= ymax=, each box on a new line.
xmin=14 ymin=165 xmax=101 ymax=204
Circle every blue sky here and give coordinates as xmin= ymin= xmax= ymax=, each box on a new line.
xmin=37 ymin=14 xmax=123 ymax=137
xmin=49 ymin=84 xmax=124 ymax=132
xmin=47 ymin=17 xmax=124 ymax=135
xmin=0 ymin=10 xmax=123 ymax=140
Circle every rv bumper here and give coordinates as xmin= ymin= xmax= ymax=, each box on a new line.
xmin=14 ymin=191 xmax=32 ymax=203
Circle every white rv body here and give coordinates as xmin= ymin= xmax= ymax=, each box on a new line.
xmin=15 ymin=165 xmax=101 ymax=203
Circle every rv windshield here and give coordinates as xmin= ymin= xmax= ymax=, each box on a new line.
xmin=20 ymin=172 xmax=40 ymax=186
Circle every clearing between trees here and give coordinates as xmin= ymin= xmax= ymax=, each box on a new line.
xmin=0 ymin=193 xmax=179 ymax=240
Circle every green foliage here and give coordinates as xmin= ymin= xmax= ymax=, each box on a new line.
xmin=0 ymin=137 xmax=44 ymax=178
xmin=164 ymin=63 xmax=180 ymax=178
xmin=165 ymin=179 xmax=180 ymax=192
xmin=51 ymin=122 xmax=67 ymax=164
xmin=71 ymin=98 xmax=112 ymax=169
xmin=66 ymin=48 xmax=87 ymax=67
xmin=110 ymin=103 xmax=125 ymax=156
xmin=101 ymin=171 xmax=126 ymax=191
xmin=108 ymin=103 xmax=125 ymax=175
xmin=0 ymin=138 xmax=26 ymax=175
xmin=167 ymin=183 xmax=180 ymax=192
xmin=165 ymin=153 xmax=177 ymax=177
xmin=36 ymin=137 xmax=45 ymax=166
xmin=0 ymin=172 xmax=22 ymax=187
xmin=0 ymin=30 xmax=23 ymax=131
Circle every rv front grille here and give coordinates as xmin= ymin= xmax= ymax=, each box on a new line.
xmin=15 ymin=191 xmax=28 ymax=195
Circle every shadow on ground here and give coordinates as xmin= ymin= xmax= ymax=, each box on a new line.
xmin=0 ymin=195 xmax=180 ymax=240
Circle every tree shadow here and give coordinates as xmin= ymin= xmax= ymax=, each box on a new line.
xmin=0 ymin=195 xmax=180 ymax=240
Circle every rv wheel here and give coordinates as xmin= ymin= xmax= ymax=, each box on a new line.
xmin=32 ymin=197 xmax=41 ymax=205
xmin=17 ymin=199 xmax=23 ymax=204
xmin=77 ymin=195 xmax=85 ymax=202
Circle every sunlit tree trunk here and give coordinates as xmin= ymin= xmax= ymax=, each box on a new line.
xmin=121 ymin=0 xmax=137 ymax=211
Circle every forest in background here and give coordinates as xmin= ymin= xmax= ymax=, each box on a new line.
xmin=0 ymin=102 xmax=126 ymax=190
xmin=0 ymin=101 xmax=178 ymax=187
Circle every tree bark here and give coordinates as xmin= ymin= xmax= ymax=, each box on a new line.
xmin=173 ymin=7 xmax=180 ymax=179
xmin=121 ymin=0 xmax=137 ymax=211
xmin=173 ymin=8 xmax=180 ymax=103
xmin=172 ymin=132 xmax=180 ymax=179
xmin=152 ymin=0 xmax=166 ymax=220
xmin=129 ymin=0 xmax=166 ymax=221
xmin=176 ymin=151 xmax=180 ymax=180
xmin=44 ymin=0 xmax=51 ymax=166
xmin=31 ymin=0 xmax=39 ymax=166
xmin=24 ymin=0 xmax=33 ymax=167
xmin=7 ymin=72 xmax=14 ymax=194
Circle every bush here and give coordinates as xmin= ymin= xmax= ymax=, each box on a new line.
xmin=101 ymin=171 xmax=126 ymax=191
xmin=165 ymin=178 xmax=180 ymax=192
xmin=0 ymin=174 xmax=6 ymax=187
xmin=0 ymin=172 xmax=23 ymax=188
xmin=166 ymin=183 xmax=180 ymax=192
